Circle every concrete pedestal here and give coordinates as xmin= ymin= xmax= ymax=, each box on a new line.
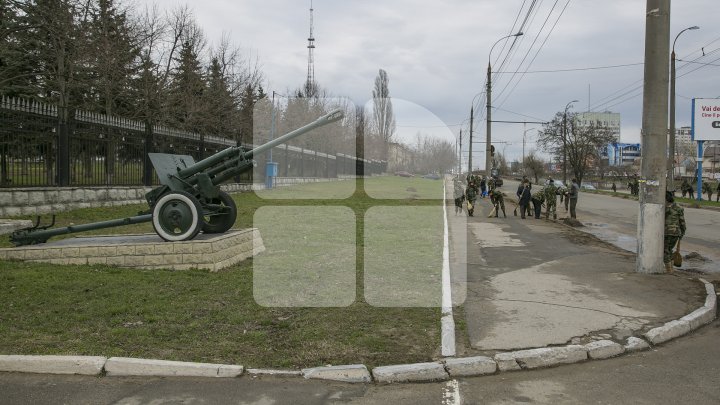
xmin=0 ymin=229 xmax=264 ymax=272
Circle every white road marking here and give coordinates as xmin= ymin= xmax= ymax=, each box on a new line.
xmin=442 ymin=379 xmax=462 ymax=405
xmin=442 ymin=179 xmax=456 ymax=357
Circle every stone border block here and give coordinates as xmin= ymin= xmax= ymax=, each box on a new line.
xmin=699 ymin=279 xmax=717 ymax=311
xmin=644 ymin=320 xmax=692 ymax=345
xmin=680 ymin=306 xmax=715 ymax=331
xmin=302 ymin=364 xmax=371 ymax=383
xmin=585 ymin=340 xmax=625 ymax=359
xmin=0 ymin=355 xmax=106 ymax=375
xmin=444 ymin=356 xmax=497 ymax=377
xmin=246 ymin=369 xmax=303 ymax=377
xmin=372 ymin=362 xmax=449 ymax=383
xmin=624 ymin=337 xmax=651 ymax=352
xmin=503 ymin=345 xmax=588 ymax=370
xmin=105 ymin=357 xmax=243 ymax=378
xmin=494 ymin=352 xmax=521 ymax=372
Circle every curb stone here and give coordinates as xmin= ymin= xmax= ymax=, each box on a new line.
xmin=302 ymin=365 xmax=371 ymax=383
xmin=585 ymin=340 xmax=625 ymax=359
xmin=0 ymin=355 xmax=106 ymax=375
xmin=247 ymin=369 xmax=303 ymax=377
xmin=506 ymin=346 xmax=588 ymax=370
xmin=494 ymin=352 xmax=521 ymax=372
xmin=444 ymin=356 xmax=497 ymax=377
xmin=372 ymin=362 xmax=449 ymax=383
xmin=104 ymin=357 xmax=243 ymax=378
xmin=624 ymin=337 xmax=651 ymax=352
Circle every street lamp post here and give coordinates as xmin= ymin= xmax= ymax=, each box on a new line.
xmin=562 ymin=100 xmax=578 ymax=184
xmin=670 ymin=26 xmax=700 ymax=192
xmin=469 ymin=92 xmax=483 ymax=174
xmin=486 ymin=32 xmax=523 ymax=176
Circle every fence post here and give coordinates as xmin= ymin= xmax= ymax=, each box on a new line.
xmin=143 ymin=120 xmax=153 ymax=186
xmin=57 ymin=108 xmax=70 ymax=186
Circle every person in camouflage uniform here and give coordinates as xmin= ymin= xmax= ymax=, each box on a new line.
xmin=490 ymin=187 xmax=506 ymax=218
xmin=531 ymin=188 xmax=545 ymax=219
xmin=664 ymin=191 xmax=686 ymax=273
xmin=544 ymin=178 xmax=558 ymax=220
xmin=465 ymin=182 xmax=478 ymax=217
xmin=453 ymin=179 xmax=465 ymax=215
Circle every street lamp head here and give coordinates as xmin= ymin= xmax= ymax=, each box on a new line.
xmin=513 ymin=31 xmax=524 ymax=37
xmin=689 ymin=26 xmax=700 ymax=30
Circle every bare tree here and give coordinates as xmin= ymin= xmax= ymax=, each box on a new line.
xmin=524 ymin=151 xmax=546 ymax=185
xmin=538 ymin=112 xmax=616 ymax=184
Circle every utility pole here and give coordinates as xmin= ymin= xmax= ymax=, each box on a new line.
xmin=458 ymin=129 xmax=463 ymax=175
xmin=468 ymin=106 xmax=473 ymax=173
xmin=637 ymin=0 xmax=670 ymax=274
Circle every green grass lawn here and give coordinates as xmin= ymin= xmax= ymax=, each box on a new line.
xmin=0 ymin=177 xmax=449 ymax=368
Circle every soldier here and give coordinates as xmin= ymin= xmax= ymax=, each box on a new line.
xmin=680 ymin=179 xmax=689 ymax=198
xmin=531 ymin=188 xmax=545 ymax=219
xmin=453 ymin=179 xmax=465 ymax=215
xmin=568 ymin=178 xmax=580 ymax=219
xmin=490 ymin=187 xmax=507 ymax=218
xmin=664 ymin=191 xmax=686 ymax=273
xmin=544 ymin=178 xmax=558 ymax=220
xmin=702 ymin=181 xmax=714 ymax=201
xmin=518 ymin=180 xmax=532 ymax=219
xmin=465 ymin=182 xmax=478 ymax=217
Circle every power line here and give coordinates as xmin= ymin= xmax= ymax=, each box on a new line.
xmin=495 ymin=62 xmax=644 ymax=74
xmin=495 ymin=0 xmax=573 ymax=110
xmin=676 ymin=59 xmax=720 ymax=68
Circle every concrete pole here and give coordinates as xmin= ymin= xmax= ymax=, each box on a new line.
xmin=637 ymin=0 xmax=670 ymax=274
xmin=468 ymin=107 xmax=473 ymax=173
xmin=669 ymin=50 xmax=677 ymax=189
xmin=486 ymin=62 xmax=492 ymax=176
xmin=458 ymin=129 xmax=462 ymax=175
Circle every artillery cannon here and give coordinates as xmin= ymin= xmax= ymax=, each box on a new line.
xmin=10 ymin=109 xmax=345 ymax=246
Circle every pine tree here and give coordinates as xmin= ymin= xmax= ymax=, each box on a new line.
xmin=85 ymin=0 xmax=140 ymax=116
xmin=166 ymin=39 xmax=206 ymax=133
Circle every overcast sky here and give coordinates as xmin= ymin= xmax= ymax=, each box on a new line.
xmin=151 ymin=0 xmax=719 ymax=169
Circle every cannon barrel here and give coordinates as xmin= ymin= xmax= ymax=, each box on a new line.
xmin=177 ymin=109 xmax=344 ymax=180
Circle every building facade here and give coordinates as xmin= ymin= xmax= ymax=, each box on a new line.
xmin=607 ymin=143 xmax=641 ymax=166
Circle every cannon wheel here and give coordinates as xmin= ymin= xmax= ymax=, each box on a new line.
xmin=201 ymin=191 xmax=238 ymax=234
xmin=152 ymin=191 xmax=203 ymax=242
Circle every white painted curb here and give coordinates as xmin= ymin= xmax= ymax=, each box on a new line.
xmin=104 ymin=357 xmax=243 ymax=378
xmin=302 ymin=364 xmax=371 ymax=383
xmin=372 ymin=362 xmax=449 ymax=383
xmin=0 ymin=355 xmax=106 ymax=375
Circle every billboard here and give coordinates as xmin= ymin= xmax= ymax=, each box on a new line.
xmin=692 ymin=98 xmax=720 ymax=141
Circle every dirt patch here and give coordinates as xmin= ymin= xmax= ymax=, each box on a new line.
xmin=685 ymin=252 xmax=710 ymax=262
xmin=561 ymin=218 xmax=584 ymax=228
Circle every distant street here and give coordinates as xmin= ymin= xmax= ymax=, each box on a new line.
xmin=504 ymin=179 xmax=720 ymax=272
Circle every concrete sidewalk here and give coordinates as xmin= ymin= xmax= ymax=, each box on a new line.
xmin=447 ymin=189 xmax=707 ymax=356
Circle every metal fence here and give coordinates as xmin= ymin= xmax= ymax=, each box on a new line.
xmin=0 ymin=96 xmax=384 ymax=188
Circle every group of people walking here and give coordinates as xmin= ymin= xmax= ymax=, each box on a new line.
xmin=454 ymin=172 xmax=689 ymax=275
xmin=453 ymin=175 xmax=580 ymax=221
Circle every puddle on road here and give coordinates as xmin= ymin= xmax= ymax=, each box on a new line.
xmin=583 ymin=223 xmax=637 ymax=253
xmin=583 ymin=223 xmax=719 ymax=274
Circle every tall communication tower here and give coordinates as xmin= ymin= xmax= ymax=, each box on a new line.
xmin=304 ymin=0 xmax=316 ymax=97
